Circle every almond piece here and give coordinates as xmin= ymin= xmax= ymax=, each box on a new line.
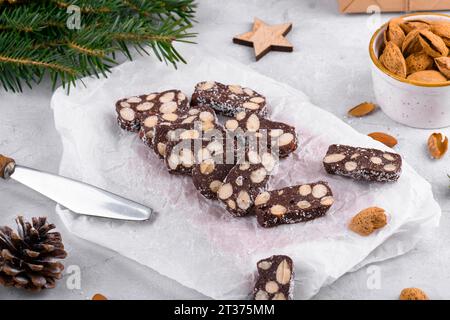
xmin=349 ymin=207 xmax=387 ymax=236
xmin=297 ymin=200 xmax=311 ymax=209
xmin=250 ymin=167 xmax=267 ymax=183
xmin=275 ymin=259 xmax=291 ymax=285
xmin=200 ymin=159 xmax=215 ymax=174
xmin=218 ymin=183 xmax=233 ymax=200
xmin=159 ymin=91 xmax=175 ymax=103
xmin=435 ymin=57 xmax=450 ymax=79
xmin=236 ymin=190 xmax=251 ymax=210
xmin=258 ymin=260 xmax=272 ymax=270
xmin=209 ymin=180 xmax=222 ymax=193
xmin=254 ymin=290 xmax=269 ymax=300
xmin=400 ymin=288 xmax=429 ymax=300
xmin=348 ymin=102 xmax=377 ymax=117
xmin=199 ymin=81 xmax=215 ymax=91
xmin=400 ymin=19 xmax=431 ymax=34
xmin=278 ymin=133 xmax=294 ymax=147
xmin=384 ymin=20 xmax=406 ymax=48
xmin=379 ymin=41 xmax=407 ymax=78
xmin=270 ymin=204 xmax=287 ymax=216
xmin=265 ymin=281 xmax=279 ymax=294
xmin=402 ymin=29 xmax=423 ymax=56
xmin=418 ymin=30 xmax=449 ymax=58
xmin=228 ymin=85 xmax=243 ymax=94
xmin=246 ymin=114 xmax=260 ymax=132
xmin=407 ymin=70 xmax=447 ymax=83
xmin=255 ymin=192 xmax=270 ymax=206
xmin=368 ymin=132 xmax=398 ymax=148
xmin=119 ymin=108 xmax=135 ymax=121
xmin=405 ymin=51 xmax=434 ymax=75
xmin=431 ymin=21 xmax=450 ymax=47
xmin=427 ymin=132 xmax=448 ymax=159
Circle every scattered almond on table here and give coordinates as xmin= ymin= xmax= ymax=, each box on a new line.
xmin=368 ymin=132 xmax=398 ymax=148
xmin=92 ymin=293 xmax=108 ymax=300
xmin=427 ymin=133 xmax=448 ymax=159
xmin=349 ymin=207 xmax=387 ymax=236
xmin=400 ymin=288 xmax=429 ymax=300
xmin=378 ymin=18 xmax=450 ymax=84
xmin=348 ymin=102 xmax=377 ymax=117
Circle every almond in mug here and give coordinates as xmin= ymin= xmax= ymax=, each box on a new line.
xmin=435 ymin=57 xmax=450 ymax=79
xmin=407 ymin=70 xmax=448 ymax=83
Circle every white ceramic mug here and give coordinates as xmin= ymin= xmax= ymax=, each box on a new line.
xmin=370 ymin=13 xmax=450 ymax=129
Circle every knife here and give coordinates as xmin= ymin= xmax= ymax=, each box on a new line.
xmin=0 ymin=154 xmax=152 ymax=221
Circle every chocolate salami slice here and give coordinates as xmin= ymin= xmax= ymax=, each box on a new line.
xmin=253 ymin=182 xmax=334 ymax=228
xmin=139 ymin=112 xmax=185 ymax=146
xmin=165 ymin=130 xmax=227 ymax=175
xmin=191 ymin=81 xmax=267 ymax=117
xmin=225 ymin=111 xmax=298 ymax=158
xmin=323 ymin=144 xmax=402 ymax=182
xmin=151 ymin=123 xmax=195 ymax=158
xmin=191 ymin=134 xmax=242 ymax=199
xmin=192 ymin=160 xmax=235 ymax=200
xmin=253 ymin=255 xmax=294 ymax=300
xmin=116 ymin=89 xmax=188 ymax=132
xmin=149 ymin=106 xmax=218 ymax=158
xmin=217 ymin=152 xmax=277 ymax=217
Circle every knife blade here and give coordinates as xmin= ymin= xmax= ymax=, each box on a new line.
xmin=1 ymin=157 xmax=152 ymax=221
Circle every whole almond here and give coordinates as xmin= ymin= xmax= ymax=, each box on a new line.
xmin=405 ymin=51 xmax=434 ymax=75
xmin=348 ymin=102 xmax=377 ymax=117
xmin=435 ymin=56 xmax=450 ymax=79
xmin=379 ymin=41 xmax=407 ymax=78
xmin=402 ymin=29 xmax=423 ymax=57
xmin=431 ymin=21 xmax=450 ymax=47
xmin=400 ymin=288 xmax=429 ymax=300
xmin=418 ymin=30 xmax=449 ymax=58
xmin=368 ymin=132 xmax=398 ymax=148
xmin=407 ymin=70 xmax=447 ymax=83
xmin=400 ymin=19 xmax=431 ymax=34
xmin=92 ymin=293 xmax=108 ymax=300
xmin=427 ymin=132 xmax=448 ymax=159
xmin=349 ymin=207 xmax=387 ymax=236
xmin=384 ymin=20 xmax=406 ymax=48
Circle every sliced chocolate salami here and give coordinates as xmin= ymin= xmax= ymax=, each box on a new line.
xmin=253 ymin=255 xmax=294 ymax=300
xmin=253 ymin=182 xmax=334 ymax=228
xmin=116 ymin=89 xmax=188 ymax=132
xmin=151 ymin=123 xmax=195 ymax=158
xmin=139 ymin=112 xmax=184 ymax=146
xmin=191 ymin=133 xmax=242 ymax=199
xmin=192 ymin=160 xmax=235 ymax=200
xmin=323 ymin=144 xmax=402 ymax=182
xmin=165 ymin=131 xmax=227 ymax=176
xmin=149 ymin=106 xmax=218 ymax=158
xmin=225 ymin=111 xmax=298 ymax=158
xmin=217 ymin=152 xmax=277 ymax=217
xmin=191 ymin=81 xmax=267 ymax=117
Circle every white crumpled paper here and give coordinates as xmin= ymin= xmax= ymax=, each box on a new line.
xmin=51 ymin=46 xmax=441 ymax=299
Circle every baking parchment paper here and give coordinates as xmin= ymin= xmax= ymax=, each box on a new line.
xmin=51 ymin=46 xmax=441 ymax=299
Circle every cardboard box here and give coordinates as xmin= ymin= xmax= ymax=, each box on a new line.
xmin=338 ymin=0 xmax=450 ymax=13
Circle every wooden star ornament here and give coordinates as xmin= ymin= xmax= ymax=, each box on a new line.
xmin=233 ymin=18 xmax=294 ymax=61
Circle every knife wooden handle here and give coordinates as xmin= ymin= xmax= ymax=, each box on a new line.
xmin=0 ymin=154 xmax=15 ymax=179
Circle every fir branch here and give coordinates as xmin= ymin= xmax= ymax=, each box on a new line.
xmin=0 ymin=0 xmax=197 ymax=92
xmin=0 ymin=55 xmax=76 ymax=74
xmin=67 ymin=42 xmax=106 ymax=58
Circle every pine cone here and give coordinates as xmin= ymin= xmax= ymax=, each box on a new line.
xmin=0 ymin=216 xmax=67 ymax=290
